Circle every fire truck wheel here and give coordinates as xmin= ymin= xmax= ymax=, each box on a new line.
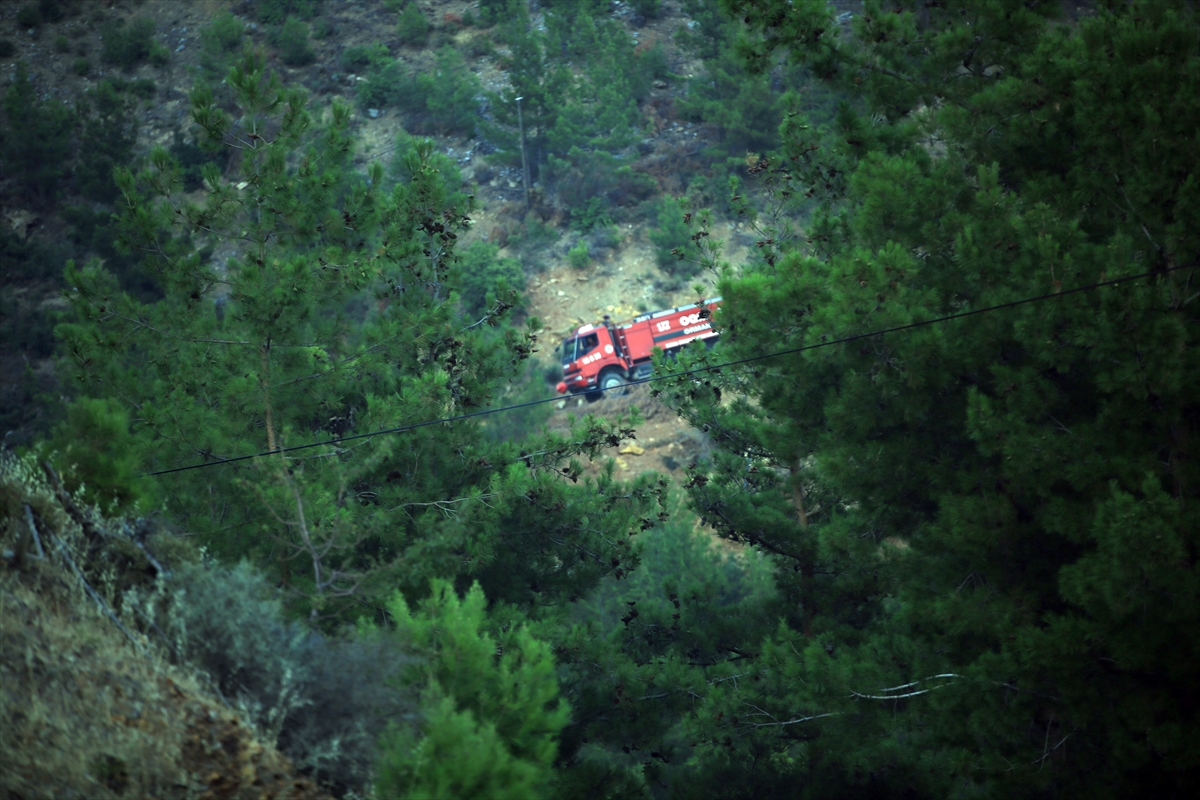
xmin=599 ymin=370 xmax=627 ymax=394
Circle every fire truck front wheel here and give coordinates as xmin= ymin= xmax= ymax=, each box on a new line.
xmin=600 ymin=369 xmax=628 ymax=393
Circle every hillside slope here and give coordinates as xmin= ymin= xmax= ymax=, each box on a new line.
xmin=0 ymin=455 xmax=333 ymax=800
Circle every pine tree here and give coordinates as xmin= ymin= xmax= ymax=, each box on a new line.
xmin=376 ymin=581 xmax=568 ymax=799
xmin=649 ymin=0 xmax=1200 ymax=796
xmin=56 ymin=48 xmax=662 ymax=627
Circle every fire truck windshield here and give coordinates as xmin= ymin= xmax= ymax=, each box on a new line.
xmin=560 ymin=333 xmax=599 ymax=367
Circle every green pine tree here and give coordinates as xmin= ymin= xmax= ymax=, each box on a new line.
xmin=376 ymin=580 xmax=568 ymax=799
xmin=649 ymin=0 xmax=1200 ymax=796
xmin=56 ymin=47 xmax=662 ymax=628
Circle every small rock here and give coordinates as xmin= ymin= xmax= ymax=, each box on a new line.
xmin=367 ymin=108 xmax=380 ymax=118
xmin=619 ymin=444 xmax=645 ymax=456
xmin=176 ymin=44 xmax=185 ymax=52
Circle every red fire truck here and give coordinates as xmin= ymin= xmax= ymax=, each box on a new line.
xmin=555 ymin=297 xmax=722 ymax=399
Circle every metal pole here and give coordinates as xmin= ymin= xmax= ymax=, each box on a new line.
xmin=515 ymin=96 xmax=531 ymax=212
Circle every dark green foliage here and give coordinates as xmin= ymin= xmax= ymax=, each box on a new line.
xmin=198 ymin=11 xmax=246 ymax=77
xmin=59 ymin=48 xmax=658 ymax=635
xmin=100 ymin=17 xmax=158 ymax=70
xmin=422 ymin=46 xmax=482 ymax=137
xmin=396 ymin=3 xmax=429 ymax=46
xmin=0 ymin=41 xmax=14 ymax=58
xmin=51 ymin=398 xmax=154 ymax=513
xmin=71 ymin=57 xmax=89 ymax=76
xmin=631 ymin=0 xmax=661 ymax=20
xmin=566 ymin=240 xmax=589 ymax=269
xmin=388 ymin=132 xmax=469 ymax=211
xmin=53 ymin=35 xmax=70 ymax=54
xmin=270 ymin=17 xmax=316 ymax=67
xmin=0 ymin=62 xmax=75 ymax=204
xmin=253 ymin=0 xmax=323 ymax=25
xmin=648 ymin=197 xmax=700 ymax=276
xmin=355 ymin=55 xmax=407 ymax=109
xmin=73 ymin=79 xmax=139 ymax=203
xmin=168 ymin=130 xmax=223 ymax=193
xmin=360 ymin=47 xmax=480 ymax=137
xmin=645 ymin=0 xmax=1200 ymax=796
xmin=59 ymin=205 xmax=157 ymax=300
xmin=310 ymin=16 xmax=333 ymax=39
xmin=339 ymin=42 xmax=387 ymax=71
xmin=0 ymin=218 xmax=70 ymax=288
xmin=476 ymin=0 xmax=507 ymax=28
xmin=0 ymin=263 xmax=59 ymax=357
xmin=677 ymin=45 xmax=784 ymax=156
xmin=37 ymin=0 xmax=72 ymax=23
xmin=551 ymin=496 xmax=779 ymax=796
xmin=568 ymin=197 xmax=614 ymax=233
xmin=16 ymin=5 xmax=41 ymax=28
xmin=545 ymin=149 xmax=657 ymax=214
xmin=455 ymin=240 xmax=524 ymax=318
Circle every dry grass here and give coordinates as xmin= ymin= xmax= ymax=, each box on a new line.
xmin=0 ymin=454 xmax=332 ymax=800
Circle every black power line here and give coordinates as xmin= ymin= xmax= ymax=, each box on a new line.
xmin=144 ymin=264 xmax=1193 ymax=478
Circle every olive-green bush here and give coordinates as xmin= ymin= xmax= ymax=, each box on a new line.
xmin=101 ymin=17 xmax=158 ymax=70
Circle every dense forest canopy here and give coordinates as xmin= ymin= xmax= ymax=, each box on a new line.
xmin=1 ymin=0 xmax=1197 ymax=798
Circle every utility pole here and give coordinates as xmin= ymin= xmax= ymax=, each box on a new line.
xmin=515 ymin=96 xmax=531 ymax=212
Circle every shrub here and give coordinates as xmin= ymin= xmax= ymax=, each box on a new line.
xmin=164 ymin=560 xmax=415 ymax=796
xmin=101 ymin=17 xmax=157 ymax=70
xmin=54 ymin=35 xmax=70 ymax=53
xmin=38 ymin=0 xmax=71 ymax=22
xmin=271 ymin=17 xmax=315 ymax=67
xmin=199 ymin=11 xmax=245 ymax=77
xmin=254 ymin=0 xmax=323 ymax=25
xmin=569 ymin=196 xmax=614 ymax=232
xmin=396 ymin=3 xmax=429 ymax=45
xmin=456 ymin=240 xmax=525 ymax=316
xmin=340 ymin=42 xmax=388 ymax=71
xmin=16 ymin=5 xmax=41 ymax=28
xmin=71 ymin=57 xmax=90 ymax=75
xmin=567 ymin=239 xmax=589 ymax=269
xmin=148 ymin=41 xmax=170 ymax=67
xmin=360 ymin=48 xmax=479 ymax=137
xmin=356 ymin=56 xmax=411 ymax=110
xmin=311 ymin=16 xmax=333 ymax=39
xmin=50 ymin=398 xmax=151 ymax=513
xmin=0 ymin=40 xmax=17 ymax=58
xmin=203 ymin=11 xmax=244 ymax=51
xmin=632 ymin=0 xmax=662 ymax=20
xmin=587 ymin=224 xmax=621 ymax=259
xmin=476 ymin=0 xmax=507 ymax=27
